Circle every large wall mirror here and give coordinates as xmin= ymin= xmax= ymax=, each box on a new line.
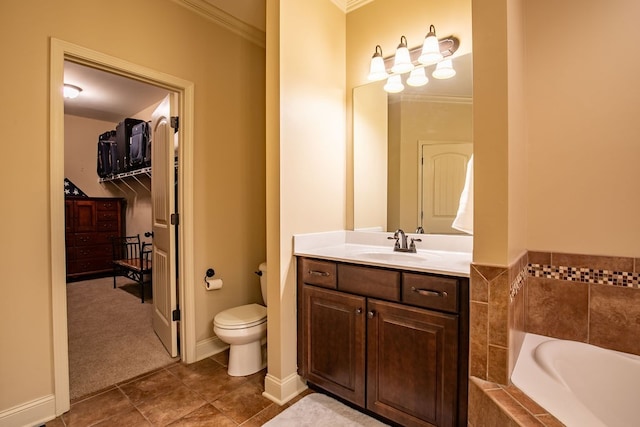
xmin=353 ymin=52 xmax=473 ymax=234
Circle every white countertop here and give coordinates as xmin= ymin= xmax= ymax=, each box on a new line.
xmin=293 ymin=230 xmax=472 ymax=278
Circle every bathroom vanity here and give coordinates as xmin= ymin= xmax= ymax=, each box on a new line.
xmin=295 ymin=231 xmax=471 ymax=427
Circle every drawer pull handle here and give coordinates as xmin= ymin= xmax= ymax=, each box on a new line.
xmin=308 ymin=270 xmax=330 ymax=277
xmin=355 ymin=308 xmax=363 ymax=315
xmin=411 ymin=287 xmax=448 ymax=298
xmin=367 ymin=310 xmax=376 ymax=319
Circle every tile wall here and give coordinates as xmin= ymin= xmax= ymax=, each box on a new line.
xmin=469 ymin=250 xmax=640 ymax=424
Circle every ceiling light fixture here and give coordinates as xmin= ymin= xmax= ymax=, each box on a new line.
xmin=366 ymin=26 xmax=460 ymax=93
xmin=63 ymin=84 xmax=83 ymax=99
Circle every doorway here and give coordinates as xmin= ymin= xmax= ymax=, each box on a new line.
xmin=64 ymin=61 xmax=174 ymax=399
xmin=50 ymin=38 xmax=196 ymax=415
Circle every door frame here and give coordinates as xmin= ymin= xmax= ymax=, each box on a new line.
xmin=49 ymin=38 xmax=196 ymax=415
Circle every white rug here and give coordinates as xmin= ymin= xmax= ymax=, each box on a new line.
xmin=264 ymin=393 xmax=389 ymax=426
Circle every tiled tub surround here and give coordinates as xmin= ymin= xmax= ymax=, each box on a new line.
xmin=470 ymin=251 xmax=640 ymax=426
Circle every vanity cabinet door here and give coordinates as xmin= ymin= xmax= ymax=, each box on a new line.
xmin=366 ymin=299 xmax=459 ymax=427
xmin=303 ymin=285 xmax=366 ymax=406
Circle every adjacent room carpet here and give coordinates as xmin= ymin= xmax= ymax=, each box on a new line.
xmin=263 ymin=393 xmax=389 ymax=426
xmin=67 ymin=276 xmax=178 ymax=400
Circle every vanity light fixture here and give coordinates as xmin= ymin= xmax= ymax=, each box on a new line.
xmin=391 ymin=36 xmax=414 ymax=74
xmin=367 ymin=26 xmax=460 ymax=93
xmin=406 ymin=67 xmax=429 ymax=87
xmin=368 ymin=45 xmax=388 ymax=81
xmin=383 ymin=74 xmax=405 ymax=93
xmin=63 ymin=84 xmax=83 ymax=99
xmin=418 ymin=25 xmax=444 ymax=64
xmin=432 ymin=58 xmax=456 ymax=79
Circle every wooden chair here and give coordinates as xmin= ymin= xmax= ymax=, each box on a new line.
xmin=112 ymin=234 xmax=153 ymax=303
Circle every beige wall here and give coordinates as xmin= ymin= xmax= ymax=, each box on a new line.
xmin=524 ymin=0 xmax=640 ymax=258
xmin=265 ymin=0 xmax=346 ymax=402
xmin=0 ymin=0 xmax=265 ymax=413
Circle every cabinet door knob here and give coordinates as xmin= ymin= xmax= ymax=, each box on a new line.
xmin=367 ymin=310 xmax=376 ymax=319
xmin=355 ymin=308 xmax=363 ymax=315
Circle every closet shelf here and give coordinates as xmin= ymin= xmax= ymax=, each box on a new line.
xmin=98 ymin=166 xmax=151 ymax=183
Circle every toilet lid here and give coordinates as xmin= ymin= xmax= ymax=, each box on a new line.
xmin=214 ymin=303 xmax=267 ymax=329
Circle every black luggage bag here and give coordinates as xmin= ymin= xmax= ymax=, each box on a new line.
xmin=97 ymin=130 xmax=117 ymax=178
xmin=129 ymin=121 xmax=150 ymax=169
xmin=115 ymin=118 xmax=143 ymax=173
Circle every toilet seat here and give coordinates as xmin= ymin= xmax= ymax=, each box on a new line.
xmin=214 ymin=303 xmax=267 ymax=330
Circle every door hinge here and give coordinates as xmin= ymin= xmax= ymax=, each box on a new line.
xmin=171 ymin=116 xmax=179 ymax=132
xmin=171 ymin=213 xmax=179 ymax=225
xmin=172 ymin=308 xmax=181 ymax=321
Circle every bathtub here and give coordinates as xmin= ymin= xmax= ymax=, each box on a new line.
xmin=511 ymin=333 xmax=640 ymax=427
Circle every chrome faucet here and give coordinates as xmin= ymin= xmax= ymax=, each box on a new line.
xmin=388 ymin=229 xmax=422 ymax=253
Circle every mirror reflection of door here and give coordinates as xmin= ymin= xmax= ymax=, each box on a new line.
xmin=419 ymin=141 xmax=472 ymax=234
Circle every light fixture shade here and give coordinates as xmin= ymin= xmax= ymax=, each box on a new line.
xmin=367 ymin=45 xmax=388 ymax=81
xmin=406 ymin=67 xmax=429 ymax=87
xmin=383 ymin=75 xmax=404 ymax=93
xmin=391 ymin=36 xmax=414 ymax=74
xmin=418 ymin=25 xmax=443 ymax=65
xmin=432 ymin=59 xmax=456 ymax=79
xmin=63 ymin=84 xmax=82 ymax=99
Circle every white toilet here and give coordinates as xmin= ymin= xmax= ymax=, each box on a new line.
xmin=213 ymin=262 xmax=268 ymax=376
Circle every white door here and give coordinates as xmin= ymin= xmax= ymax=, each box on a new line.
xmin=151 ymin=94 xmax=178 ymax=356
xmin=420 ymin=142 xmax=472 ymax=234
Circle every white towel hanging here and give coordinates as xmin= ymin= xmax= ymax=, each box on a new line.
xmin=452 ymin=155 xmax=473 ymax=234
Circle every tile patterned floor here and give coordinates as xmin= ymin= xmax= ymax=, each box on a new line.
xmin=45 ymin=351 xmax=312 ymax=426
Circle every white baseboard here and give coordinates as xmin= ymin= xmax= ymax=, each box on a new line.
xmin=195 ymin=336 xmax=229 ymax=362
xmin=263 ymin=372 xmax=308 ymax=405
xmin=0 ymin=395 xmax=55 ymax=427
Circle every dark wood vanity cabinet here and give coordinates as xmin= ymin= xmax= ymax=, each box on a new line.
xmin=297 ymin=257 xmax=469 ymax=427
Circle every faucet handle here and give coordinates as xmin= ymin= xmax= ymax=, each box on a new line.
xmin=387 ymin=234 xmax=401 ymax=249
xmin=409 ymin=237 xmax=422 ymax=252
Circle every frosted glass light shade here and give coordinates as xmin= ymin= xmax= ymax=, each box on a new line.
xmin=432 ymin=59 xmax=456 ymax=79
xmin=418 ymin=26 xmax=443 ymax=65
xmin=383 ymin=75 xmax=404 ymax=93
xmin=407 ymin=67 xmax=429 ymax=87
xmin=368 ymin=45 xmax=388 ymax=81
xmin=391 ymin=36 xmax=414 ymax=74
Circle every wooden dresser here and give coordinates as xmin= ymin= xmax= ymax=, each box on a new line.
xmin=65 ymin=197 xmax=126 ymax=280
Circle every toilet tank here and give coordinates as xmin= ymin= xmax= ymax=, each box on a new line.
xmin=258 ymin=262 xmax=267 ymax=306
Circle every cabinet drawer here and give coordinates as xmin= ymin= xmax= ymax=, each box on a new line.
xmin=96 ymin=200 xmax=120 ymax=211
xmin=338 ymin=264 xmax=400 ymax=301
xmin=98 ymin=210 xmax=119 ymax=221
xmin=75 ymin=244 xmax=112 ymax=260
xmin=300 ymin=258 xmax=337 ymax=289
xmin=97 ymin=221 xmax=118 ymax=232
xmin=402 ymin=273 xmax=459 ymax=313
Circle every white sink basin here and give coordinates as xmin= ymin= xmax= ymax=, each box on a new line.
xmin=355 ymin=251 xmax=430 ymax=263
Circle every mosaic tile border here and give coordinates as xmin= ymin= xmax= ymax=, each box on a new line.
xmin=528 ymin=264 xmax=640 ymax=288
xmin=509 ymin=267 xmax=527 ymax=302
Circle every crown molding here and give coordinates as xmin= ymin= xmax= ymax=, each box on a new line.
xmin=346 ymin=0 xmax=374 ymax=13
xmin=171 ymin=0 xmax=265 ymax=48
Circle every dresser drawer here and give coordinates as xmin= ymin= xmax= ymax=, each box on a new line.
xmin=402 ymin=273 xmax=459 ymax=313
xmin=300 ymin=258 xmax=337 ymax=289
xmin=98 ymin=210 xmax=119 ymax=221
xmin=75 ymin=244 xmax=112 ymax=260
xmin=96 ymin=200 xmax=120 ymax=211
xmin=338 ymin=264 xmax=400 ymax=301
xmin=97 ymin=221 xmax=119 ymax=232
